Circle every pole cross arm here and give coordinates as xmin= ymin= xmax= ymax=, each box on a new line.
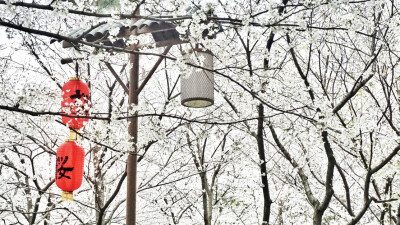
xmin=104 ymin=62 xmax=129 ymax=94
xmin=136 ymin=45 xmax=172 ymax=95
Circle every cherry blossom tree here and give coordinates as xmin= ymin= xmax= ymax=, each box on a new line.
xmin=1 ymin=0 xmax=400 ymax=224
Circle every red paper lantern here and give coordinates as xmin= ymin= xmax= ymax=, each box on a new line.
xmin=61 ymin=77 xmax=90 ymax=129
xmin=55 ymin=141 xmax=85 ymax=200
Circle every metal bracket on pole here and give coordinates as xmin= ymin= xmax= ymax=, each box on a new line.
xmin=136 ymin=45 xmax=172 ymax=95
xmin=104 ymin=62 xmax=129 ymax=94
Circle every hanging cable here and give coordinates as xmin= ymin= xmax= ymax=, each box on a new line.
xmin=75 ymin=62 xmax=79 ymax=78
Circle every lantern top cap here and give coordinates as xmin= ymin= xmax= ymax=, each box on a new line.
xmin=69 ymin=77 xmax=82 ymax=81
xmin=65 ymin=139 xmax=77 ymax=142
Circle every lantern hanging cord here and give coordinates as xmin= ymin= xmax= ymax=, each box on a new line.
xmin=75 ymin=62 xmax=79 ymax=78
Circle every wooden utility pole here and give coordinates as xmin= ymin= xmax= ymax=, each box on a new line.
xmin=127 ymin=8 xmax=140 ymax=225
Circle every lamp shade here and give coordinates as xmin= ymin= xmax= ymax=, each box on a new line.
xmin=181 ymin=48 xmax=214 ymax=108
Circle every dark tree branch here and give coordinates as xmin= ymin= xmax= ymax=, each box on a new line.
xmin=349 ymin=144 xmax=400 ymax=225
xmin=335 ymin=161 xmax=354 ymax=216
xmin=332 ymin=45 xmax=383 ymax=114
xmin=0 ymin=104 xmax=307 ymax=125
xmin=96 ymin=171 xmax=127 ymax=225
xmin=314 ymin=131 xmax=335 ymax=224
xmin=286 ymin=34 xmax=315 ymax=102
xmin=257 ymin=104 xmax=272 ymax=224
xmin=269 ymin=125 xmax=320 ymax=208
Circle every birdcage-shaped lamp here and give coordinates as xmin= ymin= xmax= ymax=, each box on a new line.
xmin=181 ymin=48 xmax=214 ymax=108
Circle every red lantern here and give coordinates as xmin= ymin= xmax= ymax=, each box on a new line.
xmin=61 ymin=77 xmax=90 ymax=129
xmin=55 ymin=141 xmax=85 ymax=201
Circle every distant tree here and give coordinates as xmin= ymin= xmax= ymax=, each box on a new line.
xmin=1 ymin=0 xmax=400 ymax=224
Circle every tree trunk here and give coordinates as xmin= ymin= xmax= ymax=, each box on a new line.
xmin=313 ymin=210 xmax=323 ymax=225
xmin=257 ymin=104 xmax=272 ymax=224
xmin=200 ymin=173 xmax=212 ymax=225
xmin=93 ymin=145 xmax=104 ymax=222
